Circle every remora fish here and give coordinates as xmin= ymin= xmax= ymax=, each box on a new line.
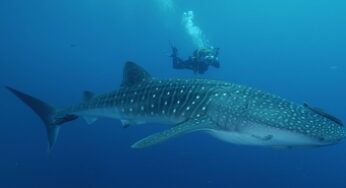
xmin=6 ymin=62 xmax=345 ymax=150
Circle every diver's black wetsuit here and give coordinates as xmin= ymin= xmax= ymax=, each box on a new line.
xmin=171 ymin=47 xmax=219 ymax=74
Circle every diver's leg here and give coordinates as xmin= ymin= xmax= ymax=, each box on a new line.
xmin=171 ymin=47 xmax=184 ymax=69
xmin=173 ymin=57 xmax=187 ymax=69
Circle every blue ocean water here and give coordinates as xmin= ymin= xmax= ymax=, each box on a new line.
xmin=1 ymin=0 xmax=346 ymax=187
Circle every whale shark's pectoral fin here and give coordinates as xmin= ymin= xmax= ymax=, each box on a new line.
xmin=131 ymin=118 xmax=216 ymax=149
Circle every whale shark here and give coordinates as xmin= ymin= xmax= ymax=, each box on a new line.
xmin=6 ymin=62 xmax=345 ymax=150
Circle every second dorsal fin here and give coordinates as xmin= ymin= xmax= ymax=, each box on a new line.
xmin=83 ymin=91 xmax=95 ymax=102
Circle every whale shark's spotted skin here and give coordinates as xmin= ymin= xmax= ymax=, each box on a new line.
xmin=7 ymin=62 xmax=345 ymax=150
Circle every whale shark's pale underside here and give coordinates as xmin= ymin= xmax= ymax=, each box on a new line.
xmin=6 ymin=62 xmax=345 ymax=150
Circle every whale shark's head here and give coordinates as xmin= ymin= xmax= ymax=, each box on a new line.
xmin=209 ymin=95 xmax=345 ymax=148
xmin=210 ymin=110 xmax=344 ymax=148
xmin=294 ymin=104 xmax=345 ymax=146
xmin=257 ymin=103 xmax=345 ymax=148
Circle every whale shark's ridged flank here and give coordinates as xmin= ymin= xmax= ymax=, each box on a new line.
xmin=6 ymin=61 xmax=345 ymax=150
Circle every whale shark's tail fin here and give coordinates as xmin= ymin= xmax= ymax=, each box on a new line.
xmin=6 ymin=86 xmax=77 ymax=151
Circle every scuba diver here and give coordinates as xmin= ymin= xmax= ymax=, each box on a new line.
xmin=171 ymin=46 xmax=220 ymax=74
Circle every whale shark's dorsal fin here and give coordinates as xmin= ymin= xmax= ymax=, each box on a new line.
xmin=121 ymin=61 xmax=152 ymax=87
xmin=83 ymin=91 xmax=95 ymax=102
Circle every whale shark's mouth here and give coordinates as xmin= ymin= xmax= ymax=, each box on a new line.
xmin=207 ymin=122 xmax=337 ymax=148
